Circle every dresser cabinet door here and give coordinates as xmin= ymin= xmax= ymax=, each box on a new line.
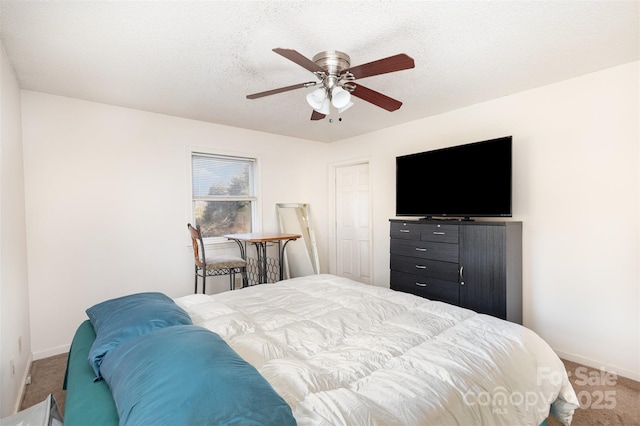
xmin=459 ymin=224 xmax=507 ymax=319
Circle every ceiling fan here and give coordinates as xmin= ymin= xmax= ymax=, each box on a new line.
xmin=246 ymin=48 xmax=415 ymax=121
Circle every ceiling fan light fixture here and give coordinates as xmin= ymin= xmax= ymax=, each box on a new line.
xmin=306 ymin=88 xmax=326 ymax=110
xmin=331 ymin=86 xmax=351 ymax=109
xmin=318 ymin=97 xmax=331 ymax=115
xmin=338 ymin=101 xmax=354 ymax=114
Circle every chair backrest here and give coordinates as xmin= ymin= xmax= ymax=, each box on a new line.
xmin=187 ymin=223 xmax=206 ymax=268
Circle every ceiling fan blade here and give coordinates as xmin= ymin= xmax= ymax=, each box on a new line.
xmin=350 ymin=83 xmax=403 ymax=111
xmin=273 ymin=48 xmax=325 ymax=74
xmin=342 ymin=53 xmax=415 ymax=79
xmin=246 ymin=81 xmax=316 ymax=99
xmin=310 ymin=110 xmax=326 ymax=121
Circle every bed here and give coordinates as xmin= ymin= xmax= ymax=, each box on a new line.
xmin=64 ymin=274 xmax=578 ymax=425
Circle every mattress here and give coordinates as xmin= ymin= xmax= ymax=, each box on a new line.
xmin=175 ymin=274 xmax=579 ymax=425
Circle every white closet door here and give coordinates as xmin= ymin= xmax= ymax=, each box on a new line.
xmin=335 ymin=162 xmax=372 ymax=284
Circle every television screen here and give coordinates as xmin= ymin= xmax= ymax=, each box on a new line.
xmin=395 ymin=136 xmax=512 ymax=218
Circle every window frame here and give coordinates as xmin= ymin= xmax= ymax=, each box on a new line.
xmin=188 ymin=147 xmax=261 ymax=245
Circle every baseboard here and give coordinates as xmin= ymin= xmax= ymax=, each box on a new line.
xmin=13 ymin=354 xmax=33 ymax=414
xmin=32 ymin=344 xmax=70 ymax=361
xmin=554 ymin=348 xmax=640 ymax=382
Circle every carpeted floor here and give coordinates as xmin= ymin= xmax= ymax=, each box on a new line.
xmin=20 ymin=353 xmax=67 ymax=415
xmin=547 ymin=359 xmax=640 ymax=426
xmin=19 ymin=354 xmax=640 ymax=424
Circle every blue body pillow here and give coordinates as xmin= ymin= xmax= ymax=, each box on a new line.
xmin=86 ymin=292 xmax=192 ymax=378
xmin=100 ymin=325 xmax=297 ymax=425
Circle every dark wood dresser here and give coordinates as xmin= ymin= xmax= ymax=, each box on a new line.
xmin=390 ymin=219 xmax=522 ymax=323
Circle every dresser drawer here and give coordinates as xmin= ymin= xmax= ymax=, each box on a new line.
xmin=390 ymin=238 xmax=459 ymax=263
xmin=391 ymin=271 xmax=460 ymax=305
xmin=390 ymin=255 xmax=459 ymax=282
xmin=420 ymin=224 xmax=459 ymax=243
xmin=390 ymin=221 xmax=422 ymax=240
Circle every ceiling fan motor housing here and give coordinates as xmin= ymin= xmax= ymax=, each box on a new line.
xmin=313 ymin=51 xmax=354 ymax=92
xmin=312 ymin=50 xmax=351 ymax=75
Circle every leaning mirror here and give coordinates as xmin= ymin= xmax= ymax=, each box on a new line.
xmin=276 ymin=203 xmax=320 ymax=278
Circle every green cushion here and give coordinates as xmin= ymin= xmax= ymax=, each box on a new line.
xmin=63 ymin=320 xmax=118 ymax=426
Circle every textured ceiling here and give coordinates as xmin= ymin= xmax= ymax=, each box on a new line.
xmin=1 ymin=1 xmax=638 ymax=143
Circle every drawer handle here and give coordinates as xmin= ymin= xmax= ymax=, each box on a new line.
xmin=415 ymin=248 xmax=427 ymax=252
xmin=415 ymin=265 xmax=427 ymax=269
xmin=433 ymin=231 xmax=445 ymax=235
xmin=415 ymin=282 xmax=428 ymax=287
xmin=399 ymin=229 xmax=410 ymax=233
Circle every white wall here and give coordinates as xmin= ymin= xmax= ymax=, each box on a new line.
xmin=0 ymin=44 xmax=32 ymax=417
xmin=327 ymin=61 xmax=640 ymax=380
xmin=20 ymin=92 xmax=330 ymax=359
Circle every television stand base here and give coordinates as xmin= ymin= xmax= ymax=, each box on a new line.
xmin=418 ymin=216 xmax=475 ymax=222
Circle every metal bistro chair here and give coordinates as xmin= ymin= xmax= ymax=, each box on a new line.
xmin=187 ymin=223 xmax=247 ymax=293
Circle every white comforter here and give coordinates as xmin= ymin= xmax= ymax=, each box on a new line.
xmin=175 ymin=274 xmax=578 ymax=425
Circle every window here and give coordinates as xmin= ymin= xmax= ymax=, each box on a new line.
xmin=191 ymin=152 xmax=257 ymax=240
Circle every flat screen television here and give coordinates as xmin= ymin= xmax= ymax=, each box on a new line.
xmin=395 ymin=136 xmax=512 ymax=219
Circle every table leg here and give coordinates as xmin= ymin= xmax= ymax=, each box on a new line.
xmin=251 ymin=242 xmax=268 ymax=284
xmin=230 ymin=240 xmax=248 ymax=287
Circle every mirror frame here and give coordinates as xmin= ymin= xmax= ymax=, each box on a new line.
xmin=276 ymin=203 xmax=320 ymax=278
